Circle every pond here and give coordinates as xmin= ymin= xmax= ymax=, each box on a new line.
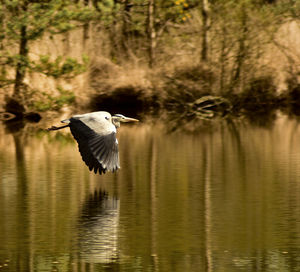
xmin=0 ymin=115 xmax=299 ymax=271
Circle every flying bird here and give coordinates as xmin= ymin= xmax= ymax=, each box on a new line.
xmin=47 ymin=111 xmax=139 ymax=174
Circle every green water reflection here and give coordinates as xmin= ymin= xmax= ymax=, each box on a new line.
xmin=0 ymin=117 xmax=299 ymax=271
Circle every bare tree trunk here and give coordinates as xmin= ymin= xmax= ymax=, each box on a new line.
xmin=219 ymin=25 xmax=228 ymax=94
xmin=219 ymin=39 xmax=226 ymax=93
xmin=14 ymin=25 xmax=28 ymax=98
xmin=13 ymin=1 xmax=28 ymax=98
xmin=82 ymin=0 xmax=90 ymax=47
xmin=201 ymin=0 xmax=210 ymax=62
xmin=5 ymin=3 xmax=28 ymax=115
xmin=109 ymin=0 xmax=123 ymax=61
xmin=121 ymin=0 xmax=133 ymax=56
xmin=231 ymin=6 xmax=248 ymax=88
xmin=147 ymin=0 xmax=156 ymax=67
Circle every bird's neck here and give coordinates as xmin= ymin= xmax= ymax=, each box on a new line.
xmin=112 ymin=118 xmax=120 ymax=128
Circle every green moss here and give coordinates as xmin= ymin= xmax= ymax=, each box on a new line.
xmin=31 ymin=87 xmax=75 ymax=112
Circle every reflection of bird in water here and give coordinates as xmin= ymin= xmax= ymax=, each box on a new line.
xmin=77 ymin=190 xmax=119 ymax=264
xmin=47 ymin=111 xmax=139 ymax=174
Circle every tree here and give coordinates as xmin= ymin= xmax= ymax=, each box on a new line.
xmin=93 ymin=0 xmax=199 ymax=66
xmin=0 ymin=0 xmax=95 ymax=116
xmin=200 ymin=0 xmax=210 ymax=62
xmin=147 ymin=0 xmax=156 ymax=67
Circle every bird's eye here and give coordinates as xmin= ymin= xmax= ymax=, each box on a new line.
xmin=105 ymin=116 xmax=109 ymax=120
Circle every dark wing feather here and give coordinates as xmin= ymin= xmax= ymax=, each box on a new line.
xmin=89 ymin=132 xmax=119 ymax=172
xmin=68 ymin=119 xmax=119 ymax=174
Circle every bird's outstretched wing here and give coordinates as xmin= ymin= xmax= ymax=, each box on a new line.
xmin=68 ymin=119 xmax=120 ymax=174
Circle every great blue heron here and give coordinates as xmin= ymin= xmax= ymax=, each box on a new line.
xmin=47 ymin=111 xmax=139 ymax=174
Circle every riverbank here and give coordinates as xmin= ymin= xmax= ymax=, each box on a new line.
xmin=1 ymin=62 xmax=300 ymax=129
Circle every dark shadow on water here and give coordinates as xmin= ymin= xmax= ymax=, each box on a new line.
xmin=241 ymin=108 xmax=278 ymax=128
xmin=3 ymin=114 xmax=42 ymax=135
xmin=163 ymin=106 xmax=279 ymax=133
xmin=89 ymin=87 xmax=159 ymax=121
xmin=4 ymin=119 xmax=26 ymax=133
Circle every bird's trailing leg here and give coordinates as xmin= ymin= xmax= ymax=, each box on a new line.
xmin=47 ymin=124 xmax=69 ymax=131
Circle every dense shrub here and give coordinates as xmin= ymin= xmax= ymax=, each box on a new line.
xmin=238 ymin=76 xmax=278 ymax=112
xmin=162 ymin=64 xmax=215 ymax=112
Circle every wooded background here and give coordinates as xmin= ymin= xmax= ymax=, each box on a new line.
xmin=0 ymin=0 xmax=299 ymax=116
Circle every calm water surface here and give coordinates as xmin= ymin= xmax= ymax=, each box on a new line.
xmin=0 ymin=116 xmax=299 ymax=271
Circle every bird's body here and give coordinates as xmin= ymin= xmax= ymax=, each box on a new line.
xmin=48 ymin=111 xmax=139 ymax=174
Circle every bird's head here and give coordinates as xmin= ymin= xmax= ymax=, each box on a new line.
xmin=112 ymin=114 xmax=139 ymax=128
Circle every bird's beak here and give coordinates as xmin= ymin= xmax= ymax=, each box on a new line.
xmin=123 ymin=117 xmax=139 ymax=122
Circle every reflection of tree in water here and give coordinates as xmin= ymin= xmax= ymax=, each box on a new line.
xmin=0 ymin=121 xmax=37 ymax=271
xmin=7 ymin=127 xmax=31 ymax=271
xmin=77 ymin=190 xmax=120 ymax=265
